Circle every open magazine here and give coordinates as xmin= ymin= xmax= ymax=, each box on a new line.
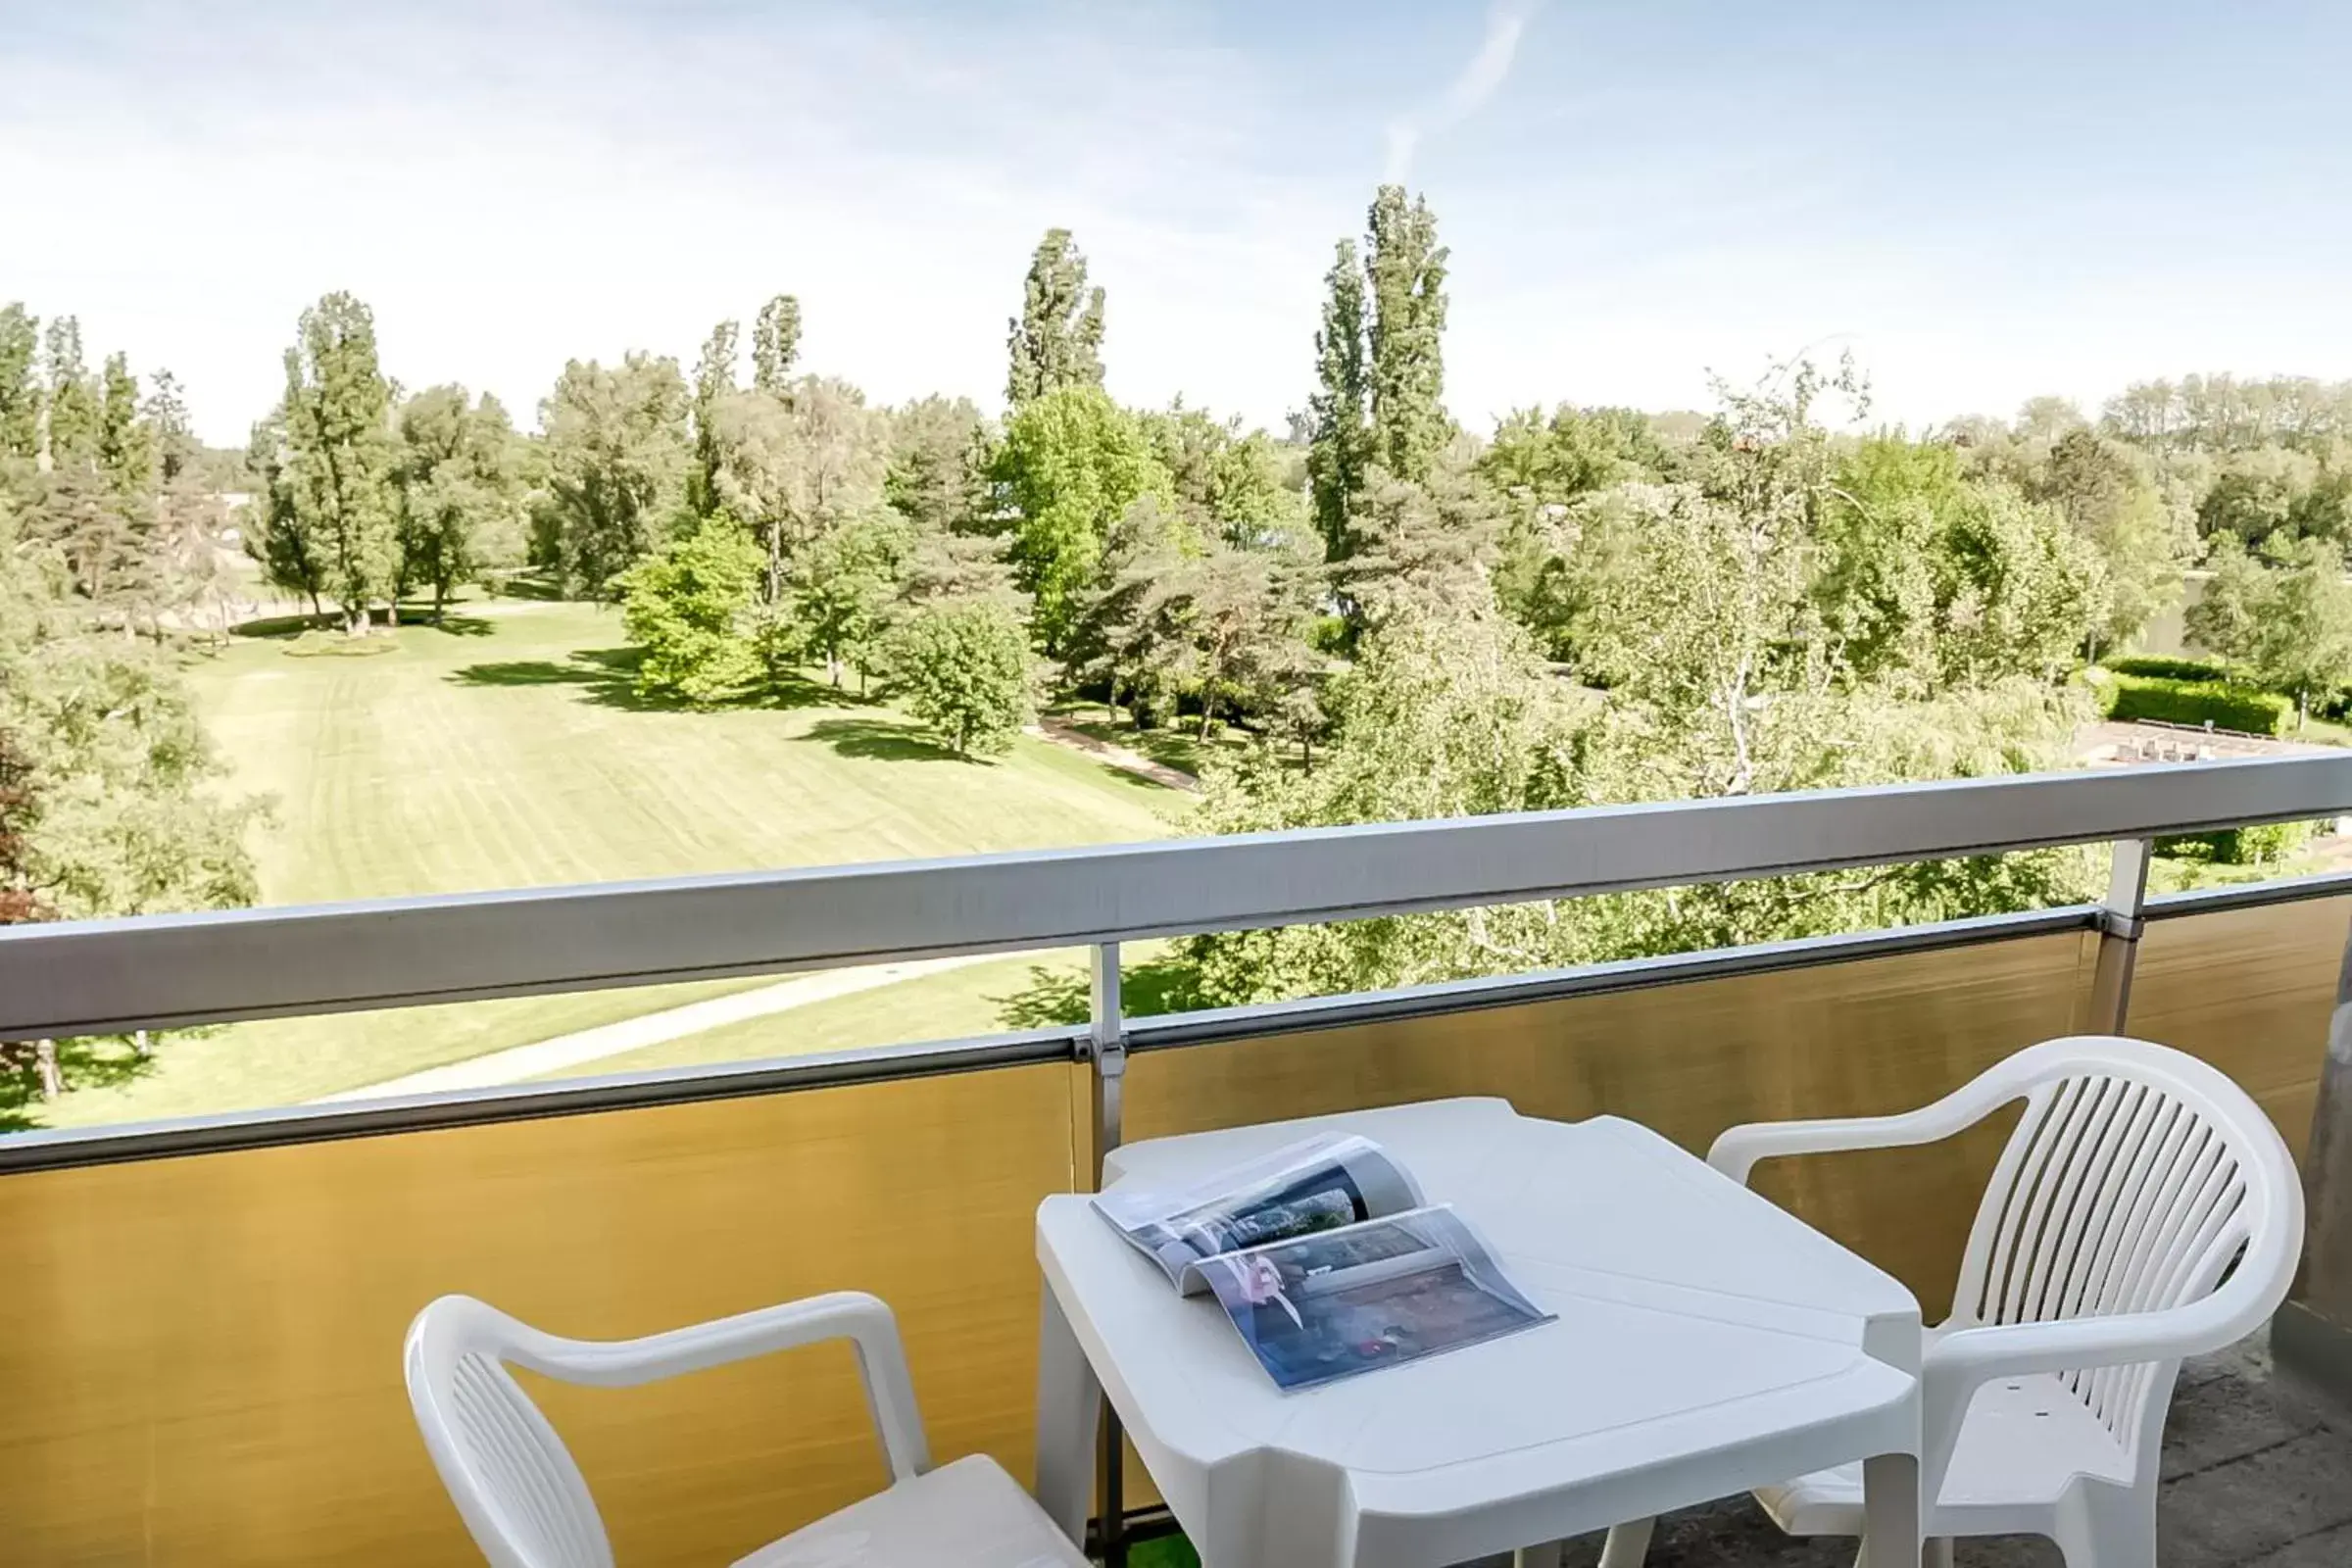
xmin=1093 ymin=1134 xmax=1553 ymax=1391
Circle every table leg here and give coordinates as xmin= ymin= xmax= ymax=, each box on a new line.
xmin=1860 ymin=1451 xmax=1922 ymax=1568
xmin=1597 ymin=1517 xmax=1655 ymax=1566
xmin=1511 ymin=1544 xmax=1562 ymax=1568
xmin=1035 ymin=1286 xmax=1100 ymax=1546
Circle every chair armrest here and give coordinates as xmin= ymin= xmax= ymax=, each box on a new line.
xmin=1710 ymin=1102 xmax=1984 ymax=1185
xmin=505 ymin=1291 xmax=930 ymax=1481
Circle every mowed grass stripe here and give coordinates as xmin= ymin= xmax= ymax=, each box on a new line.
xmin=38 ymin=597 xmax=1181 ymax=1128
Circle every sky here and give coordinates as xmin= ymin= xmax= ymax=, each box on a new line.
xmin=5 ymin=0 xmax=2351 ymax=446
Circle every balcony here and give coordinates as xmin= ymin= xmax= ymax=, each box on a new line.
xmin=3 ymin=758 xmax=2351 ymax=1566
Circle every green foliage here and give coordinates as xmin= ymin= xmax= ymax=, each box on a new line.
xmin=2164 ymin=819 xmax=2316 ymax=868
xmin=2101 ymin=673 xmax=2291 ymax=736
xmin=1306 ymin=187 xmax=1452 ymax=564
xmin=1305 ymin=239 xmax=1371 ymax=561
xmin=1184 ymin=360 xmax=2101 ymax=1006
xmin=1141 ymin=405 xmax=1306 ymax=549
xmin=883 ymin=597 xmax=1035 ymax=757
xmin=710 ymin=375 xmax=888 ymax=614
xmin=2107 ymin=654 xmax=2232 ymax=681
xmin=617 ymin=514 xmax=763 ymax=704
xmin=1005 ymin=228 xmax=1106 ymax=409
xmin=1363 ymin=185 xmax=1449 ymax=485
xmin=752 ymin=295 xmax=802 ymax=394
xmin=1812 ymin=435 xmax=2108 ymax=691
xmin=989 ymin=385 xmax=1173 ymax=652
xmin=394 ymin=386 xmax=528 ymax=614
xmin=792 ymin=510 xmax=910 ymax=688
xmin=259 ymin=293 xmax=399 ymax=630
xmin=40 ymin=317 xmax=98 ymax=468
xmin=0 ymin=303 xmax=37 ymax=460
xmin=0 ymin=501 xmax=260 ymax=924
xmin=142 ymin=368 xmax=200 ymax=485
xmin=538 ymin=352 xmax=691 ymax=599
xmin=885 ymin=395 xmax=987 ymax=537
xmin=2184 ymin=532 xmax=2352 ymax=722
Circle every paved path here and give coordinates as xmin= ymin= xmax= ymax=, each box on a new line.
xmin=312 ymin=954 xmax=1000 ymax=1102
xmin=1034 ymin=716 xmax=1200 ymax=792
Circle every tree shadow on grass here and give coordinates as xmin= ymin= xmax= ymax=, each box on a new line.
xmin=407 ymin=610 xmax=495 ymax=637
xmin=0 ymin=1035 xmax=164 ymax=1132
xmin=805 ymin=716 xmax=963 ymax=762
xmin=231 ymin=611 xmax=333 ymax=639
xmin=449 ymin=649 xmax=848 ymax=715
xmin=992 ymin=953 xmax=1202 ymax=1030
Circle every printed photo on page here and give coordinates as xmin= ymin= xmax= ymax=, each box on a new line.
xmin=1192 ymin=1205 xmax=1553 ymax=1392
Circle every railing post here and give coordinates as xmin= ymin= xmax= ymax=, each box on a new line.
xmin=1086 ymin=941 xmax=1130 ymax=1567
xmin=2087 ymin=838 xmax=2152 ymax=1033
xmin=2276 ymin=911 xmax=2352 ymax=1406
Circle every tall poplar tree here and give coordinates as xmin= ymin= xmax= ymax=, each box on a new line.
xmin=690 ymin=318 xmax=740 ymax=517
xmin=1305 ymin=239 xmax=1371 ymax=561
xmin=0 ymin=305 xmax=38 ymax=462
xmin=1005 ymin=228 xmax=1105 ymax=408
xmin=1364 ymin=184 xmax=1449 ymax=485
xmin=753 ymin=295 xmax=803 ymax=393
xmin=40 ymin=318 xmax=99 ymax=470
xmin=266 ymin=293 xmax=398 ymax=631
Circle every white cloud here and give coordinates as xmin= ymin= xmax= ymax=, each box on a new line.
xmin=1384 ymin=2 xmax=1541 ymax=184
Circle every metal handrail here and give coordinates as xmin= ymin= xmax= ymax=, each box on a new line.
xmin=6 ymin=755 xmax=2352 ymax=1040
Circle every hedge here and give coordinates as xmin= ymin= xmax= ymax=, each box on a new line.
xmin=2105 ymin=654 xmax=2235 ymax=682
xmin=2103 ymin=673 xmax=2292 ymax=736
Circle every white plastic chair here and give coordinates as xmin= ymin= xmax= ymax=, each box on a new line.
xmin=1598 ymin=1035 xmax=2304 ymax=1568
xmin=404 ymin=1290 xmax=1088 ymax=1568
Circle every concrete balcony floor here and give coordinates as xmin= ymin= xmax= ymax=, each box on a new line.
xmin=1506 ymin=1333 xmax=2352 ymax=1568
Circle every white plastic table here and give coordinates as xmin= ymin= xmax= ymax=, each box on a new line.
xmin=1034 ymin=1098 xmax=1926 ymax=1568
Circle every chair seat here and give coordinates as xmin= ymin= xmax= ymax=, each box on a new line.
xmin=1756 ymin=1374 xmax=2135 ymax=1539
xmin=732 ymin=1454 xmax=1090 ymax=1568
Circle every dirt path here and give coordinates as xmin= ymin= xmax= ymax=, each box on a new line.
xmin=311 ymin=954 xmax=1001 ymax=1102
xmin=1034 ymin=715 xmax=1199 ymax=791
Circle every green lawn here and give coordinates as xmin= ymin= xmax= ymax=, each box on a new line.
xmin=34 ymin=596 xmax=1189 ymax=1129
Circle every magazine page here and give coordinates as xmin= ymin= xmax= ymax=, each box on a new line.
xmin=1093 ymin=1133 xmax=1423 ymax=1291
xmin=1186 ymin=1205 xmax=1553 ymax=1392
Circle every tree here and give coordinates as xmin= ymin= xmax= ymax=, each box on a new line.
xmin=710 ymin=375 xmax=889 ymax=614
xmin=2183 ymin=533 xmax=2267 ymax=668
xmin=884 ymin=597 xmax=1035 ymax=757
xmin=141 ymin=368 xmax=201 ymax=485
xmin=1144 ymin=405 xmax=1304 ymax=549
xmin=752 ymin=295 xmax=803 ymax=393
xmin=2250 ymin=537 xmax=2352 ymax=726
xmin=538 ymin=353 xmax=691 ymax=598
xmin=0 ymin=304 xmax=37 ymax=461
xmin=793 ymin=510 xmax=908 ymax=690
xmin=1305 ymin=240 xmax=1371 ymax=560
xmin=0 ymin=499 xmax=256 ymax=915
xmin=1340 ymin=452 xmax=1503 ymax=629
xmin=394 ymin=386 xmax=526 ymax=617
xmin=269 ymin=293 xmax=399 ymax=632
xmin=246 ymin=409 xmax=322 ymax=614
xmin=989 ymin=384 xmax=1173 ymax=652
xmin=617 ymin=514 xmax=762 ymax=704
xmin=40 ymin=317 xmax=99 ymax=469
xmin=1005 ymin=228 xmax=1105 ymax=408
xmin=690 ymin=318 xmax=740 ymax=516
xmin=1363 ymin=185 xmax=1450 ymax=484
xmin=885 ymin=394 xmax=987 ymax=537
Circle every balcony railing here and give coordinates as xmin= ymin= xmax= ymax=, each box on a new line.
xmin=1 ymin=756 xmax=2348 ymax=1565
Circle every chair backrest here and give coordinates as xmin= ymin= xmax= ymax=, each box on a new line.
xmin=1947 ymin=1036 xmax=2301 ymax=1480
xmin=405 ymin=1296 xmax=614 ymax=1568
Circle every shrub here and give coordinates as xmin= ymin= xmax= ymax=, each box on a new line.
xmin=884 ymin=598 xmax=1035 ymax=758
xmin=2105 ymin=654 xmax=2235 ymax=682
xmin=2161 ymin=818 xmax=2318 ymax=867
xmin=2103 ymin=673 xmax=2291 ymax=736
